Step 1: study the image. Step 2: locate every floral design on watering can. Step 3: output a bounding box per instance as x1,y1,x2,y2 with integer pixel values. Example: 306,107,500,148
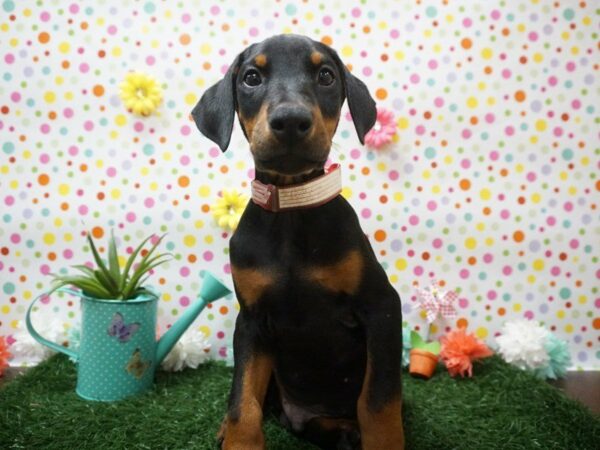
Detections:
26,271,231,402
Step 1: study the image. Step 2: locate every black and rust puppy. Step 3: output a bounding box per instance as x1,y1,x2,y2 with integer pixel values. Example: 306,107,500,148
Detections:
192,34,404,450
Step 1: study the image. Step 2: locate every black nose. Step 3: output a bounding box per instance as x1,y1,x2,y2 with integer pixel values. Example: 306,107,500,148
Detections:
268,104,313,141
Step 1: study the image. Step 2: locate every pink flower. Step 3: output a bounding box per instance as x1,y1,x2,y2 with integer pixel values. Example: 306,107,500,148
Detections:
364,107,397,149
440,328,493,378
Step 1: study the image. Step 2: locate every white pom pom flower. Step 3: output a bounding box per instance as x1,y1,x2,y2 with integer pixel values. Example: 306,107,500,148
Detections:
11,319,67,367
495,319,549,370
161,328,211,372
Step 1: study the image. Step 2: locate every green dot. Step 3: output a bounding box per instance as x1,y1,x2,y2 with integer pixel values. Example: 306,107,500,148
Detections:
426,6,437,18
559,287,571,300
563,8,574,21
285,3,297,15
3,282,15,295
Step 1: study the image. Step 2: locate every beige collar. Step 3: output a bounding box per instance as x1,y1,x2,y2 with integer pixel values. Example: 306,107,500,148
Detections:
251,164,342,212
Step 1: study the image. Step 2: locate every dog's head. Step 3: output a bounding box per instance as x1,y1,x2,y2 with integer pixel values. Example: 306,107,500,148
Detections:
191,34,376,176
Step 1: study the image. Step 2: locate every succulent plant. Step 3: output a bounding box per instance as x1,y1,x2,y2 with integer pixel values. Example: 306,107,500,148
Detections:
49,231,171,300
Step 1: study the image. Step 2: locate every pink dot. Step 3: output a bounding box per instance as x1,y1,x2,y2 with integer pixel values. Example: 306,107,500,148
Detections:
63,107,73,118
361,208,371,219
459,298,469,308
63,249,73,259
106,167,117,177
78,205,88,215
505,126,515,136
410,73,420,84
414,266,424,276
490,150,499,160
249,27,259,37
69,3,79,14
362,67,372,76
144,197,155,208
323,16,332,25
566,62,576,72
107,25,117,35
4,54,15,64
10,92,20,102
526,172,537,182
462,129,472,139
428,59,438,70
180,267,190,277
463,18,472,27
553,127,563,137
83,121,94,131
569,239,579,249
68,145,78,156
427,201,437,211
203,251,213,261
548,76,558,86
40,295,51,304
40,153,50,164
461,159,471,169
217,331,225,339
432,238,443,249
487,290,497,300
351,7,361,17
571,99,581,109
434,97,444,107
126,212,136,222
180,155,190,166
180,125,191,136
210,5,220,15
459,269,470,279
415,125,426,135
146,55,155,66
389,170,399,181
10,233,20,244
483,253,493,263
547,216,556,226
491,10,501,20
350,148,361,159
408,215,419,226
501,69,511,79
79,63,89,73
40,124,51,134
134,122,144,132
485,113,495,123
528,32,538,42
524,311,534,320
500,209,510,219
179,296,190,307
40,11,51,22
40,264,51,275
390,29,399,39
209,147,220,158
182,13,191,23
502,266,512,276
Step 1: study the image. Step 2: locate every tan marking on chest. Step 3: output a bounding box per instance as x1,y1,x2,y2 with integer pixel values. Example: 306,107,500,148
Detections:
231,266,275,306
254,53,267,68
305,250,364,295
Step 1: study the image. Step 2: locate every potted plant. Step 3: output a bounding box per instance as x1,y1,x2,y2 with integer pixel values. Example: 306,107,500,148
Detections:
409,330,441,379
25,231,231,401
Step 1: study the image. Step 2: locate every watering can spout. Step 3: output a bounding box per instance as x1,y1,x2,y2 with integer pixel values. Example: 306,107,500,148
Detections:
155,271,231,364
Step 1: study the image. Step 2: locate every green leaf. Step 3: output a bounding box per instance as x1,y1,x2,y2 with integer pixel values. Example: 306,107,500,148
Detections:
122,254,170,300
48,275,113,299
70,264,96,278
410,330,441,355
119,234,154,292
107,229,121,288
86,232,118,291
93,270,118,296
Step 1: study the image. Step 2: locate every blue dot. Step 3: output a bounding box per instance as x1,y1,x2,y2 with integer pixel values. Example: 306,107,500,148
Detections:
559,287,571,300
3,141,15,155
3,282,15,295
144,2,156,14
2,1,15,13
285,4,297,16
143,144,155,156
426,6,437,18
563,8,574,21
562,148,573,161
425,147,436,159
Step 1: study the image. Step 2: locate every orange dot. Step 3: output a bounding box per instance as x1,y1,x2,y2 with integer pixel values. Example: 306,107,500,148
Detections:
459,179,471,190
596,179,600,191
593,318,600,330
178,175,190,188
461,38,472,49
38,174,50,185
498,307,506,316
92,85,104,97
514,90,526,102
219,306,229,315
375,88,388,100
38,32,50,44
513,230,525,243
91,226,104,239
188,254,197,263
179,33,191,45
321,35,333,46
457,318,468,329
374,229,387,242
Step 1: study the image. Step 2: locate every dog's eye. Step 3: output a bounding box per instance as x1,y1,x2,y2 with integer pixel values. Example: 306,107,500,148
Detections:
243,70,262,87
318,68,335,86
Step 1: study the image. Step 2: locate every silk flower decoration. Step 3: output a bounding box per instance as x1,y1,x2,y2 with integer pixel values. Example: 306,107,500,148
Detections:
416,280,458,324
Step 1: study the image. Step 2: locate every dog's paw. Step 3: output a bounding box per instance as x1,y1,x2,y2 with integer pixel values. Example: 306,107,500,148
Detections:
337,429,361,450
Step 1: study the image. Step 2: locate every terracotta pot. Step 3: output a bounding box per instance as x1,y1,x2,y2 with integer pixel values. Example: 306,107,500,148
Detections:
409,348,439,379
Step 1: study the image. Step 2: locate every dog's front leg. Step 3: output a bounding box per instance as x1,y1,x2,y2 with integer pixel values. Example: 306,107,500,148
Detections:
219,312,273,450
356,286,405,450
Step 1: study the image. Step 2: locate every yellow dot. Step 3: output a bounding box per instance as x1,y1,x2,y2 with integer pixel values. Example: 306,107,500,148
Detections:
527,275,536,284
466,96,478,108
341,186,352,199
58,41,70,54
480,188,491,201
183,235,196,247
140,167,149,176
198,185,210,198
465,237,477,250
111,188,121,199
395,258,407,271
54,76,64,86
44,91,56,103
163,152,172,161
64,232,73,242
9,179,18,189
53,218,63,227
476,222,485,232
24,290,32,300
393,192,404,202
564,324,573,333
163,293,171,302
517,23,526,32
513,303,522,312
557,310,565,319
376,162,386,172
531,193,541,203
185,93,197,106
475,327,488,339
305,12,314,20
515,163,524,174
444,155,453,164
394,50,405,61
1,305,10,314
150,182,158,191
535,119,547,131
485,237,495,246
389,274,398,283
43,233,56,245
194,220,204,229
578,295,587,305
199,325,211,337
481,48,493,59
200,43,212,55
58,184,69,196
397,117,409,129
533,52,544,63
204,235,213,244
341,45,353,57
115,114,127,126
112,46,122,57
533,259,544,271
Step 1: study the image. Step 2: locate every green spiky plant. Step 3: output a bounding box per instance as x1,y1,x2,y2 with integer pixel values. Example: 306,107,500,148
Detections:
48,231,171,300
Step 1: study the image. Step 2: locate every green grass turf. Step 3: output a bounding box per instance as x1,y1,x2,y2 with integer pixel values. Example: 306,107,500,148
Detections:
1,354,598,449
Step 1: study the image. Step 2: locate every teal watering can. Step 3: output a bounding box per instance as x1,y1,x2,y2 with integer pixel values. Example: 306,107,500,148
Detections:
26,271,231,401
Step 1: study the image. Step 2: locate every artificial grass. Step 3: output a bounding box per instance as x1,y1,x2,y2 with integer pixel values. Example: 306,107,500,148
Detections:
0,355,598,450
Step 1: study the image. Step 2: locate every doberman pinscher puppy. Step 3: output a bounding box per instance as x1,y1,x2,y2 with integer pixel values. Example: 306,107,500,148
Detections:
192,34,404,450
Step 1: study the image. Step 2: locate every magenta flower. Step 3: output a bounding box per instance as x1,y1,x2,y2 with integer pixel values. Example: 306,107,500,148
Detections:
364,107,397,149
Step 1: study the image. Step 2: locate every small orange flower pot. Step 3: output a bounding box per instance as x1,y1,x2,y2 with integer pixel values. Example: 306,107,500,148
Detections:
409,349,439,379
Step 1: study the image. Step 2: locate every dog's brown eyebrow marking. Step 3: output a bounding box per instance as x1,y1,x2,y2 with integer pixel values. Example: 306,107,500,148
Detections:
310,51,323,65
231,265,275,306
254,53,267,67
305,250,364,295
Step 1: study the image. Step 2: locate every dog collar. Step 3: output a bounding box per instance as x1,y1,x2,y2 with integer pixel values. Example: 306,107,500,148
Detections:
251,164,342,212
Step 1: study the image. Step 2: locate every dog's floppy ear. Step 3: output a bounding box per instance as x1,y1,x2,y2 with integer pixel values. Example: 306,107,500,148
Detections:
326,47,377,144
191,53,242,152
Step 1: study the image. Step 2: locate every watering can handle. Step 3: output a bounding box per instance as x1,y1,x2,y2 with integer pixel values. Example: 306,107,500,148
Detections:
25,288,79,361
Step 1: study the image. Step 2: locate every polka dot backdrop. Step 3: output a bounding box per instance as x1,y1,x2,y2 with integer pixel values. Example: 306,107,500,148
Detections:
0,1,598,368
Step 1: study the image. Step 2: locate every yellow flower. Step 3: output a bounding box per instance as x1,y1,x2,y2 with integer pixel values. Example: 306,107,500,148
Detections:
211,189,248,231
119,72,163,116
